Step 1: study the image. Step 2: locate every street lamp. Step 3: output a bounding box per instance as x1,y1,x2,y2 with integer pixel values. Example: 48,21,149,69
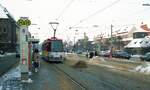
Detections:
73,30,78,52
74,30,78,43
109,24,113,59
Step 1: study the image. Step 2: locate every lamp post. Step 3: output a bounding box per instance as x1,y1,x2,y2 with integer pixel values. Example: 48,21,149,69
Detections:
73,30,78,52
109,24,113,59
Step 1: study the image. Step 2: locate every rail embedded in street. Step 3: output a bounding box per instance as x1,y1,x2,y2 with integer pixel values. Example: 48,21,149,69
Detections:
53,64,87,90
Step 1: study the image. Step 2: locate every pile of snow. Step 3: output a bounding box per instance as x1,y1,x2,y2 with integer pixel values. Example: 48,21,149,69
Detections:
73,61,88,68
135,62,150,74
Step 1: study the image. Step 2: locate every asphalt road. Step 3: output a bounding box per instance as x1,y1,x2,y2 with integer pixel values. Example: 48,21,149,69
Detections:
23,55,150,90
0,54,19,76
25,60,83,90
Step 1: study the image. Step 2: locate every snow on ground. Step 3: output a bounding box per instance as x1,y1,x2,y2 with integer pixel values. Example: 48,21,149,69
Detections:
0,55,4,57
87,57,117,69
67,54,149,74
88,56,106,63
134,62,150,74
2,65,20,79
0,65,21,90
6,53,16,56
88,56,143,72
91,56,105,61
0,53,16,57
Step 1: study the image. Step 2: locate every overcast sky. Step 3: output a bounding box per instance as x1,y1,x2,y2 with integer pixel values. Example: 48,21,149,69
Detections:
0,0,150,42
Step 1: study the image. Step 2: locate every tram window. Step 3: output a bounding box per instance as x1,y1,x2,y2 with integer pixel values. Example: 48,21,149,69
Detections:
51,40,63,52
46,42,51,51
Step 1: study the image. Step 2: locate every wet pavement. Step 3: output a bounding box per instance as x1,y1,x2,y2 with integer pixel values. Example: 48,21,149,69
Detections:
0,64,21,90
25,60,83,90
1,54,150,90
0,54,19,76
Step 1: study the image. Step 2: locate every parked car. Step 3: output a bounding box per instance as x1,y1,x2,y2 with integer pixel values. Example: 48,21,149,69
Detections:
99,50,110,57
112,50,131,59
77,51,82,54
99,51,106,56
140,52,150,61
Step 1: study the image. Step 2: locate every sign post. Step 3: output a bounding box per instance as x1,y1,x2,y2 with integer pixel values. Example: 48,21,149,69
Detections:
17,17,31,82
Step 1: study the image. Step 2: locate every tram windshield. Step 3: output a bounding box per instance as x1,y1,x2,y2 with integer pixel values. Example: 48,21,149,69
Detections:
51,40,63,52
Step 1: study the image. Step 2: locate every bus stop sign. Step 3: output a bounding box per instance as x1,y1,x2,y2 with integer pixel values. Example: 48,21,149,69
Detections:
17,18,31,27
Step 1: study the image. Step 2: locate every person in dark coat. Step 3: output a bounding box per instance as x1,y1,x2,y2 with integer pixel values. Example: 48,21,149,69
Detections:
89,51,94,58
95,51,98,56
33,49,40,72
86,52,89,58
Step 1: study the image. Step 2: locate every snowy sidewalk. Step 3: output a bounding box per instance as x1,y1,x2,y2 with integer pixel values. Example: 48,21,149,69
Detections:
0,65,21,90
134,62,150,74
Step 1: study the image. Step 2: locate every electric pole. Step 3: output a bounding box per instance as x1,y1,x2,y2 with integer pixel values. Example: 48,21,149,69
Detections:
111,24,113,38
73,30,78,52
110,24,113,59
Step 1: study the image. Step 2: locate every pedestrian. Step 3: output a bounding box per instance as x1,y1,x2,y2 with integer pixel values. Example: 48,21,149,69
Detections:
89,51,94,58
109,50,112,59
33,49,40,72
86,52,89,58
95,51,98,56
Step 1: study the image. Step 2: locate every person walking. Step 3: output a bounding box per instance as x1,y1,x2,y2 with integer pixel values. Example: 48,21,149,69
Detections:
89,51,94,58
33,49,40,72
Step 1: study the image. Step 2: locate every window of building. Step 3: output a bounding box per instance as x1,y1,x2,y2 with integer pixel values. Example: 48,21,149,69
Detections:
0,27,2,33
133,32,148,39
3,28,7,33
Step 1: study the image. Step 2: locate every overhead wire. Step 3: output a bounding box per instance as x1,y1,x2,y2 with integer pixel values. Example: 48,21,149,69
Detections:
72,0,121,27
112,0,150,23
66,0,138,35
70,0,147,29
48,0,75,39
66,0,148,41
56,0,75,21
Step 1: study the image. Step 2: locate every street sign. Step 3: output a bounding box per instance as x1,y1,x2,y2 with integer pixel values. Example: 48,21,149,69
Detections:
18,17,31,81
17,18,31,26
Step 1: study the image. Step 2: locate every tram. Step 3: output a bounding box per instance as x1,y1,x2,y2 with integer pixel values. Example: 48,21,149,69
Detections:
42,37,65,62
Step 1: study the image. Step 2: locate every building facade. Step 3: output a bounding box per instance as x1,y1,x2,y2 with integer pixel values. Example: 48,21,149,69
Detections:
0,5,19,52
96,23,150,53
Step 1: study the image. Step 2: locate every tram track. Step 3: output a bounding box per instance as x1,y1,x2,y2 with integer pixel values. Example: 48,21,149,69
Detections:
52,64,87,90
52,63,122,90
